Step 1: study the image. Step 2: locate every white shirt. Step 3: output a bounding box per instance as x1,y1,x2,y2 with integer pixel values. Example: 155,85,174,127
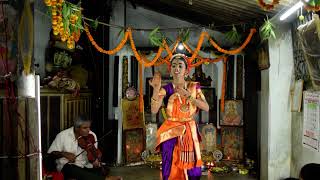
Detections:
47,127,98,171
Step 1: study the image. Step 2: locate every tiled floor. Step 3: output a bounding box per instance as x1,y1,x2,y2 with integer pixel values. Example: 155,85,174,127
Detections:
109,165,256,180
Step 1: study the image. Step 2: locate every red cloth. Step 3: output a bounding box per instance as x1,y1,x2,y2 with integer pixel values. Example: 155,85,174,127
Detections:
43,167,64,180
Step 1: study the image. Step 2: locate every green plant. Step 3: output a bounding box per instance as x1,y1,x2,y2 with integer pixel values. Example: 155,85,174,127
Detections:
148,27,163,46
117,28,125,39
91,18,99,30
225,25,241,44
148,27,173,47
260,17,276,41
178,28,190,43
62,1,83,35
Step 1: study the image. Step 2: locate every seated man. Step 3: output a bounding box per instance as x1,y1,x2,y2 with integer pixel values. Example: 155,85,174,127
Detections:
48,114,121,180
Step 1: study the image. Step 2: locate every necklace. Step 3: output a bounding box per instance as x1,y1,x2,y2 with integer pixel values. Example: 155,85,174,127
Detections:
173,82,190,112
177,93,190,112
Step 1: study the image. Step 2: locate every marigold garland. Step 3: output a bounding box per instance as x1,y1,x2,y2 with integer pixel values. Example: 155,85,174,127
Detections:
44,0,82,49
257,0,280,11
190,56,226,67
206,28,256,55
84,25,256,112
84,25,129,55
221,59,227,112
139,63,144,112
85,24,256,64
128,30,164,67
154,58,169,66
182,42,203,64
303,2,320,11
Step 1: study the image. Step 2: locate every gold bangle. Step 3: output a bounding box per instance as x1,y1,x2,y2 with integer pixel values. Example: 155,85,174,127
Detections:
151,97,159,102
151,97,160,106
188,96,196,103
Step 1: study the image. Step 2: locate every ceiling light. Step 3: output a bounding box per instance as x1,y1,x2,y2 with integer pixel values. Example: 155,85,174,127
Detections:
280,1,304,21
178,43,184,50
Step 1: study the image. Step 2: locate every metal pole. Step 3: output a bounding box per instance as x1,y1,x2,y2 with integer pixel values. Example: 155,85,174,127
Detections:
35,75,42,180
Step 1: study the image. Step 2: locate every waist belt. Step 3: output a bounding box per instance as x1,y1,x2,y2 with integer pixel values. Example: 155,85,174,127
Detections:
167,117,193,122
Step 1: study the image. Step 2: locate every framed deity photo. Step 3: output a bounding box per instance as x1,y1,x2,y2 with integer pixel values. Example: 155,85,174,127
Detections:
199,123,217,153
220,100,243,126
123,128,145,163
221,127,244,160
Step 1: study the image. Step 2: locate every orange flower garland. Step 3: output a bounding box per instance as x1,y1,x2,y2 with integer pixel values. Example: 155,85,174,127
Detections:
164,41,173,58
139,63,144,112
44,0,82,49
84,25,128,54
221,59,227,112
206,28,256,55
186,32,206,63
84,24,256,64
257,0,280,11
154,58,169,66
128,30,164,67
83,24,255,112
303,2,320,11
190,56,226,67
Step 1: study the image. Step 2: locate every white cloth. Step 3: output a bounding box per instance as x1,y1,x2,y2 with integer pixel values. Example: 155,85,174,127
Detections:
47,127,98,171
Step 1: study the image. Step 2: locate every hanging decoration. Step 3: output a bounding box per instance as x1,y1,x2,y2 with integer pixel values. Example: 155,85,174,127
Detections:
84,24,130,54
225,25,241,44
260,17,276,41
43,2,257,112
44,0,83,49
178,28,190,43
85,23,256,59
257,0,280,11
84,25,256,112
18,0,34,75
303,0,320,11
149,27,164,47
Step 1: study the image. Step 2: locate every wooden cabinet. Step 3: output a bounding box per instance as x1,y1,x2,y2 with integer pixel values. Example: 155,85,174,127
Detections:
40,88,92,151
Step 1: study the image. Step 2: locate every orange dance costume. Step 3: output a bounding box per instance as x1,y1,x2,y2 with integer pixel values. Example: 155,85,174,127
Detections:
156,82,206,180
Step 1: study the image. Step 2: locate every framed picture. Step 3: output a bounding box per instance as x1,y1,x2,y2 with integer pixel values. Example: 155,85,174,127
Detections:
220,100,243,126
199,123,217,153
291,79,304,112
221,127,243,160
122,99,144,130
124,128,144,163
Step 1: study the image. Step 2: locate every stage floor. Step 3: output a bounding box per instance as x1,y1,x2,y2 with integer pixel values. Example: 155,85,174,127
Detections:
109,165,257,180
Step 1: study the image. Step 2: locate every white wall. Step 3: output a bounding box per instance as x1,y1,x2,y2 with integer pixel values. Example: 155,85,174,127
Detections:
260,23,294,180
289,17,320,177
290,111,320,177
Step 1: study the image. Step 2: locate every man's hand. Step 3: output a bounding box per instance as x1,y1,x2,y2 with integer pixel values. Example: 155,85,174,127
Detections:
62,152,76,163
92,159,101,168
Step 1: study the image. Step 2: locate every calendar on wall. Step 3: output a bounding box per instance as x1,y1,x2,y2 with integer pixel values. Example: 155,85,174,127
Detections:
302,91,320,152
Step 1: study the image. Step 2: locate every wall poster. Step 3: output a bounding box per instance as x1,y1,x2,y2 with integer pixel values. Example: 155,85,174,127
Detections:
302,91,320,152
